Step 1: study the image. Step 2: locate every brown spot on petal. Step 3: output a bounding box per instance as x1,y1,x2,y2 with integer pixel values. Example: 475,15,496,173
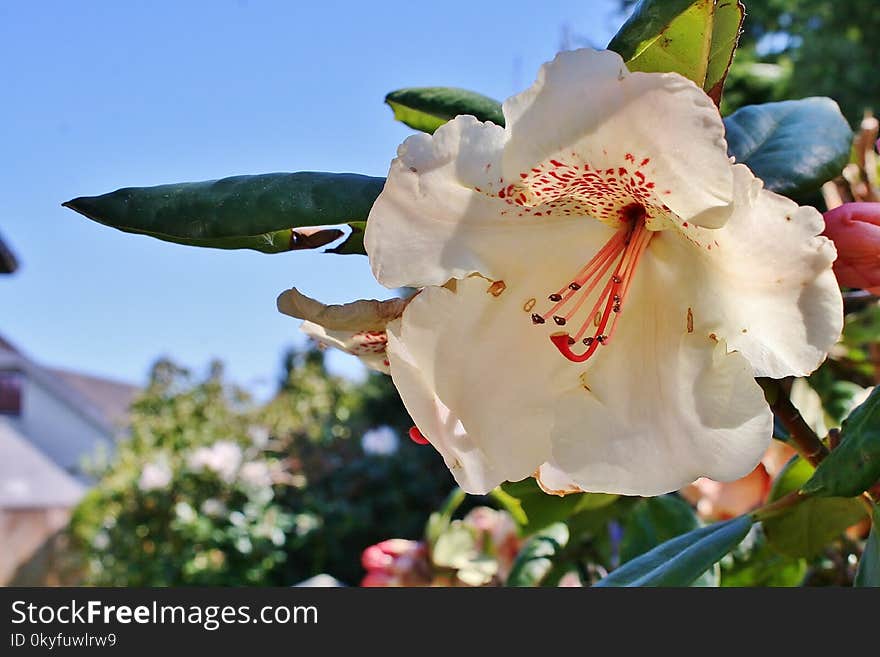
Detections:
487,280,507,297
523,298,536,312
709,332,718,342
687,307,694,334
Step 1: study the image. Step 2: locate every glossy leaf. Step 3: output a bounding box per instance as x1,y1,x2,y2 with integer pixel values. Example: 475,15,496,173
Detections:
723,98,852,198
63,172,386,255
506,523,569,587
802,387,880,498
594,514,752,587
854,506,880,587
763,456,867,558
608,0,744,104
385,87,505,134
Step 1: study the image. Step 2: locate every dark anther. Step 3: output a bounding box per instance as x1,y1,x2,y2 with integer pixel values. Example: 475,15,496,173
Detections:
549,293,562,302
582,337,594,346
553,316,567,326
568,282,581,290
567,336,575,345
612,276,622,284
531,314,546,324
596,335,606,344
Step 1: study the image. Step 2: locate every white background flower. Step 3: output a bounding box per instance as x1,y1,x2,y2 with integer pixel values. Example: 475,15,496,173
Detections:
187,441,243,483
138,459,172,492
361,426,400,455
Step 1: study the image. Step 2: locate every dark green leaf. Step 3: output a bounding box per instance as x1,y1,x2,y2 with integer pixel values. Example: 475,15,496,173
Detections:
620,495,699,563
723,98,852,198
325,221,366,255
63,172,386,255
608,0,744,104
802,387,880,499
764,456,867,558
385,88,505,134
854,506,880,587
594,515,752,587
505,522,569,587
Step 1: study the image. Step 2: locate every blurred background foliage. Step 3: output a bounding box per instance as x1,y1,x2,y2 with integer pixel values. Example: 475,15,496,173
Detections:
68,350,453,585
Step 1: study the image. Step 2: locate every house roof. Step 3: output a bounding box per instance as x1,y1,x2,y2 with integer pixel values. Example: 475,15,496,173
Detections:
50,368,140,429
0,334,139,435
0,232,18,274
0,417,86,508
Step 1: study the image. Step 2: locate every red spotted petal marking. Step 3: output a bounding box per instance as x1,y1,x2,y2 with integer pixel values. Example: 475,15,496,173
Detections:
347,331,388,355
487,154,668,222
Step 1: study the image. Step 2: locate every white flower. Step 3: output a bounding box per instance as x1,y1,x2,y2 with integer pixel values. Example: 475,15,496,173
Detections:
201,498,227,518
361,426,400,455
363,49,843,496
138,460,172,492
238,461,273,488
187,441,243,483
174,502,196,523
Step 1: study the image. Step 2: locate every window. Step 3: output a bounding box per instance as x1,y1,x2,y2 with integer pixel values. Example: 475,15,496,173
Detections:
0,370,23,415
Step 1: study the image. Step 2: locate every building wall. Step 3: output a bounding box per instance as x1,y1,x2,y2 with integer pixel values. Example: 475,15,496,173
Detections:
0,507,71,585
8,376,113,479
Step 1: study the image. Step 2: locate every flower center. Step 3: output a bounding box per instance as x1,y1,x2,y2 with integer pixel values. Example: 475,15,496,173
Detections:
530,204,653,363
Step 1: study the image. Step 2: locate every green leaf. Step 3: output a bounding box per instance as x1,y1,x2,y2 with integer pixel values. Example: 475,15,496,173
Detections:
763,456,867,558
500,478,615,535
488,487,528,526
855,506,880,587
594,515,753,587
802,387,880,499
63,172,386,255
619,495,699,564
505,522,569,587
385,88,505,134
608,0,744,104
723,98,852,198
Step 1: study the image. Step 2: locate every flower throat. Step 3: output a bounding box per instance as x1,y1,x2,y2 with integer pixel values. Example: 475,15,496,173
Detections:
530,203,653,363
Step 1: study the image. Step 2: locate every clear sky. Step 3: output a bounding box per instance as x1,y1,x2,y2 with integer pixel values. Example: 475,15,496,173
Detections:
0,0,622,395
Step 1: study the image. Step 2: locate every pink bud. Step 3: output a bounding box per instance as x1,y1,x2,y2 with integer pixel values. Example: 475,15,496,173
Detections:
823,203,880,293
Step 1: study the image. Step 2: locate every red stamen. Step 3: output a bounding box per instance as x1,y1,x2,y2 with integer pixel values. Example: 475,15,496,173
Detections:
544,217,653,363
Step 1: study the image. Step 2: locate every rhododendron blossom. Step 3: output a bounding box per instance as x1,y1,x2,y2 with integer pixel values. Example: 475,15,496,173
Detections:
360,49,843,496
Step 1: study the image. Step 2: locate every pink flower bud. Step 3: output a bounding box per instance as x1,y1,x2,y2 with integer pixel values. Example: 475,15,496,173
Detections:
822,203,880,293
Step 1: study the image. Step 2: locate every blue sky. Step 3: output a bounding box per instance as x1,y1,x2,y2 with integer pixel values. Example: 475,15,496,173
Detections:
0,0,622,395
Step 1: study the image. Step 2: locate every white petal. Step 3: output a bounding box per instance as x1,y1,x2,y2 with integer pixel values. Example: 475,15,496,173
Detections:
386,277,568,493
651,164,843,378
548,253,773,495
277,287,407,331
366,49,734,290
385,319,505,494
300,321,390,374
535,463,585,496
502,49,733,229
550,336,772,496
